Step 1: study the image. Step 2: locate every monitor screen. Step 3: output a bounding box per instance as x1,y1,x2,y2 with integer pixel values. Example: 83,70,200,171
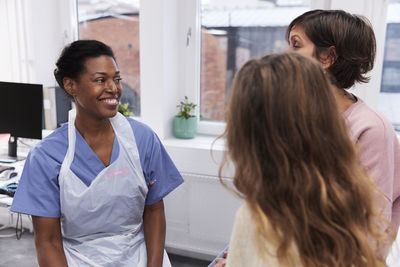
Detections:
0,81,43,140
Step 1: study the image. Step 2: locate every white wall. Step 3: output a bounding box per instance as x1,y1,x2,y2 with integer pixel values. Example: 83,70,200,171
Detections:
0,0,30,82
0,0,76,86
140,0,181,139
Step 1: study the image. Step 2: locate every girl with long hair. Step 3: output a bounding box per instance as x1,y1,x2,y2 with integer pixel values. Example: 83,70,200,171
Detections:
221,53,391,266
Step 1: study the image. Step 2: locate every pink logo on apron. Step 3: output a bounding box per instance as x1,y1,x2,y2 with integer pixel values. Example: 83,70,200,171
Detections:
106,166,130,179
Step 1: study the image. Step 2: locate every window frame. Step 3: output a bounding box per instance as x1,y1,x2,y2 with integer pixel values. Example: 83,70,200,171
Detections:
183,0,330,136
378,1,400,131
71,0,389,139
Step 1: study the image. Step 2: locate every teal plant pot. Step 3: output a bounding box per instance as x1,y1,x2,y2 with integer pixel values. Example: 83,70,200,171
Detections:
173,116,198,139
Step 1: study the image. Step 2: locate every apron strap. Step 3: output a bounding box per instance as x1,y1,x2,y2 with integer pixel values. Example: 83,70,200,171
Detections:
110,113,148,190
59,109,77,181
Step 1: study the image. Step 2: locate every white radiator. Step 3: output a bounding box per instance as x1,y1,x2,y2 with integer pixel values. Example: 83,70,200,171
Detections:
164,172,243,261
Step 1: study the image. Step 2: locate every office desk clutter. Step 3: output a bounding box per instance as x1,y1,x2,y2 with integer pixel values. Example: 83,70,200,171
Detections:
0,162,24,199
0,182,18,197
0,139,34,239
0,176,21,238
0,132,55,242
0,163,23,192
0,165,15,179
0,161,28,239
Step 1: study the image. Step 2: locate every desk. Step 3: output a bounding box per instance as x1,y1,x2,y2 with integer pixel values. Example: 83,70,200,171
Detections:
0,143,34,238
0,180,29,239
0,131,53,238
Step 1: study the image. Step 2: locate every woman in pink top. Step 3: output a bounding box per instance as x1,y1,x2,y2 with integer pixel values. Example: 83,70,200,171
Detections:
286,10,400,239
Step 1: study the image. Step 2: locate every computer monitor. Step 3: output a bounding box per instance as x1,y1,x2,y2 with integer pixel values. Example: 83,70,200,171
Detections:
0,81,43,161
55,86,72,128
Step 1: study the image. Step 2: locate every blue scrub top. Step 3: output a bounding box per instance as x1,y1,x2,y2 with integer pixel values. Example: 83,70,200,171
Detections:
11,117,183,218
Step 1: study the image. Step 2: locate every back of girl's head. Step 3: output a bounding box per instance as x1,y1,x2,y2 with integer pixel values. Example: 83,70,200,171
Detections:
226,52,347,183
224,52,389,266
286,9,376,89
54,40,115,89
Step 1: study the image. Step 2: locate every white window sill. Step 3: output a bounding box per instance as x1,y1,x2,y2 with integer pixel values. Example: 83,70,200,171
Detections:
162,135,234,178
162,134,226,152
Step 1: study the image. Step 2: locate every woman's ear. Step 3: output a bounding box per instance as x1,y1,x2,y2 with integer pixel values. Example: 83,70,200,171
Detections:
320,46,338,69
63,78,76,97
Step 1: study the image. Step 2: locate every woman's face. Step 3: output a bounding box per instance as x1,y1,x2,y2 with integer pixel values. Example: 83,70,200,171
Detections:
287,24,334,69
287,24,315,58
71,55,122,120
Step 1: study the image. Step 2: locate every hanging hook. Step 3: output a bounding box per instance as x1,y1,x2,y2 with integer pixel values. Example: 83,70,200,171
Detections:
186,27,192,47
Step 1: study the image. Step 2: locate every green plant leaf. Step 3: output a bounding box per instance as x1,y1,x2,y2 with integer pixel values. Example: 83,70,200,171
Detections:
118,102,134,117
176,96,196,119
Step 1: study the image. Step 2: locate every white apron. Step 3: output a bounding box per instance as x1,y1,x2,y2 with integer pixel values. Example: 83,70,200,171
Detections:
59,109,171,267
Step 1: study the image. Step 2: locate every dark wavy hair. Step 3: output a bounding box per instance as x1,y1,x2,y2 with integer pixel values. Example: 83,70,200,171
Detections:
54,40,115,91
286,9,376,89
220,53,390,266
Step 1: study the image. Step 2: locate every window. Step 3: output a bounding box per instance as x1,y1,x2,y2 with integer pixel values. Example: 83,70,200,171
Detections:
379,0,400,132
77,0,141,116
199,0,311,123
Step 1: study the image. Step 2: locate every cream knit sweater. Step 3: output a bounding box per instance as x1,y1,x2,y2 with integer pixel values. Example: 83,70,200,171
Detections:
226,203,301,267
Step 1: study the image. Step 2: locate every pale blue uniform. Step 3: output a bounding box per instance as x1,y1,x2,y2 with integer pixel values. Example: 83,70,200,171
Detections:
11,117,183,218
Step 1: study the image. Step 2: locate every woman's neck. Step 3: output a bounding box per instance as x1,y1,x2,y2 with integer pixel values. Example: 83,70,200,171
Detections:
331,85,357,113
74,111,113,140
74,112,115,167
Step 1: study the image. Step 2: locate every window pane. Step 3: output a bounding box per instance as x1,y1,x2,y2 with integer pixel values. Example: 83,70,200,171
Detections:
77,0,140,116
200,0,310,122
379,0,400,132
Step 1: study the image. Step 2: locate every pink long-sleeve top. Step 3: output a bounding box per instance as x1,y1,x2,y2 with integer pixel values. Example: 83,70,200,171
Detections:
344,98,400,232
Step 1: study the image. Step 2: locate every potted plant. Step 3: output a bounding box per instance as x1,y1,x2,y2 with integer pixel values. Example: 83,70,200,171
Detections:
118,102,133,117
173,96,197,139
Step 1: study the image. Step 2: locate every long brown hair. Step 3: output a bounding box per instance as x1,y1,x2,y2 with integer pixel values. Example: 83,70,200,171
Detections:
286,9,376,89
220,53,389,266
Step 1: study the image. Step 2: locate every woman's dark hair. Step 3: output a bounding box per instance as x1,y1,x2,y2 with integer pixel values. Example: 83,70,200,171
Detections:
286,9,376,89
54,40,115,90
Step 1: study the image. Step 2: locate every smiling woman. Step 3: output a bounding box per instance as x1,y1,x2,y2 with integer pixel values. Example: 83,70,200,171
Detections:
64,55,122,122
10,40,184,267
